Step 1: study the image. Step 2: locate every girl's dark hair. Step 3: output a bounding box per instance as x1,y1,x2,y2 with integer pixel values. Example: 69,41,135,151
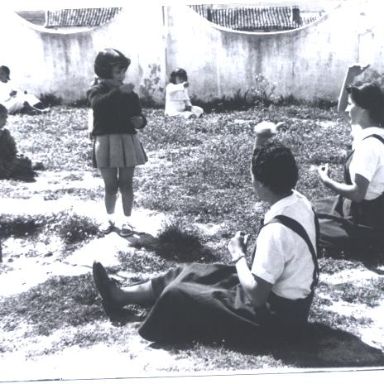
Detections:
0,104,7,116
251,142,298,195
346,82,384,126
169,68,188,84
94,48,131,79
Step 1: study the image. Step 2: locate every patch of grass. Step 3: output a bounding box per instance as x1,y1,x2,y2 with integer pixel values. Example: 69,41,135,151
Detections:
334,280,384,308
0,212,99,246
39,93,63,107
50,212,99,244
6,107,92,171
309,298,373,331
0,214,45,238
117,249,175,275
0,274,103,336
155,220,218,263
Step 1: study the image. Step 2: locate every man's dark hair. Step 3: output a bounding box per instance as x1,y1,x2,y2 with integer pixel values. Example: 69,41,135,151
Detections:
251,141,298,195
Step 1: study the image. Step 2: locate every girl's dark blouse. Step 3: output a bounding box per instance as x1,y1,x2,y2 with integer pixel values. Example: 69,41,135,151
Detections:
87,82,147,136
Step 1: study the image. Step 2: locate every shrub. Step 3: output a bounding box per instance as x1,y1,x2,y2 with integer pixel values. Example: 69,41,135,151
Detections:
68,98,90,108
0,214,46,238
156,220,218,263
39,93,63,107
54,212,99,244
247,73,278,107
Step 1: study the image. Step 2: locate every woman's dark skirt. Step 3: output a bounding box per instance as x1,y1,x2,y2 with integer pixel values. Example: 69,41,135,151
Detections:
315,194,384,253
138,263,313,344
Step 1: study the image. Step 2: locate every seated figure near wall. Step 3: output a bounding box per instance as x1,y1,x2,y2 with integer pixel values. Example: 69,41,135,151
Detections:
165,68,204,118
0,66,48,115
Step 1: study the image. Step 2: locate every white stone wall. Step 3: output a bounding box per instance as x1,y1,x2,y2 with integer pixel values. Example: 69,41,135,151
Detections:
0,1,383,104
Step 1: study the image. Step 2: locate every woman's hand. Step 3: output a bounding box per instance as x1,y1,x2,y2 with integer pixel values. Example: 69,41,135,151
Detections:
228,231,250,262
254,121,283,139
347,64,370,79
318,164,330,184
253,121,284,149
130,116,145,129
120,83,135,94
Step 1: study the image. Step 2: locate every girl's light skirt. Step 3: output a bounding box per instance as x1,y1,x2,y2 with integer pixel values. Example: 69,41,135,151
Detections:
93,133,147,169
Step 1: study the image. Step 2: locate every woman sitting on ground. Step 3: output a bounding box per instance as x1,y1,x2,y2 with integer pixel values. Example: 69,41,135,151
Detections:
317,64,384,257
92,126,319,345
164,68,204,119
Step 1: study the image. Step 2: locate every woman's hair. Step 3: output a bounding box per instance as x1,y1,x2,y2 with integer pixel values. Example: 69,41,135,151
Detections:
169,68,188,84
0,104,7,116
94,48,131,79
251,141,298,195
347,82,384,126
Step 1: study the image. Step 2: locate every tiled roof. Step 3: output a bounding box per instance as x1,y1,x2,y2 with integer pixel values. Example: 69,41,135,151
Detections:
190,5,307,32
45,7,122,28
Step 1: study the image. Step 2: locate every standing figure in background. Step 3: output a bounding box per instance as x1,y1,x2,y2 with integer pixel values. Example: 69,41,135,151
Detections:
87,48,148,237
165,68,204,118
0,66,48,115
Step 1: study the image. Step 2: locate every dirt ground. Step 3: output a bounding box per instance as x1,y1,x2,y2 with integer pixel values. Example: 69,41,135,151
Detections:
1,107,384,380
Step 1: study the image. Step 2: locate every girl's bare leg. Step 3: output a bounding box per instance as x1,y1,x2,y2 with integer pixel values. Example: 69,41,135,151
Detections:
118,166,135,217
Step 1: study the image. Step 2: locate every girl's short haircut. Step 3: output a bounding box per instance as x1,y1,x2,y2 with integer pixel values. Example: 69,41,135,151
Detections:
94,48,131,79
169,68,188,84
251,141,298,195
0,104,8,116
346,82,384,127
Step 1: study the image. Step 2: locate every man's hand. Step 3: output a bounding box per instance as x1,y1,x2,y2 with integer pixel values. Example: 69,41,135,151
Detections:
347,64,370,79
130,116,144,129
228,231,250,262
318,164,330,184
254,121,281,139
120,83,135,94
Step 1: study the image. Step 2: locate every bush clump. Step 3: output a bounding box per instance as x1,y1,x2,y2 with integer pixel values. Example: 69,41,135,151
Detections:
156,221,217,263
53,212,99,244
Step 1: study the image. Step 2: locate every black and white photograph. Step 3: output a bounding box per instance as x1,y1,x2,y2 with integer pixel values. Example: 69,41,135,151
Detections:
0,0,384,382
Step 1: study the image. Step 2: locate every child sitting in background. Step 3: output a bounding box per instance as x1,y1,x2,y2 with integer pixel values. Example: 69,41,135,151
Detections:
0,66,48,115
165,68,204,118
0,104,35,181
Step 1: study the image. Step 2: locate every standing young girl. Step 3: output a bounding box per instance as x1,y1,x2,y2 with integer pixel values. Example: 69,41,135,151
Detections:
165,68,204,118
87,48,147,236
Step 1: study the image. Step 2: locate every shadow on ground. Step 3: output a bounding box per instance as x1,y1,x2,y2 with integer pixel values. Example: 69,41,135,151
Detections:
1,272,383,368
265,323,384,367
149,323,384,368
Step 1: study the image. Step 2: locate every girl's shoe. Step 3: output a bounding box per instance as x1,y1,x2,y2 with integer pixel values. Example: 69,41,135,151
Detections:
100,218,115,234
120,222,134,237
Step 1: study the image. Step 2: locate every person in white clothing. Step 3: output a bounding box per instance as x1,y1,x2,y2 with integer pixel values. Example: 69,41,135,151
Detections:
164,68,204,118
317,64,384,257
0,66,47,115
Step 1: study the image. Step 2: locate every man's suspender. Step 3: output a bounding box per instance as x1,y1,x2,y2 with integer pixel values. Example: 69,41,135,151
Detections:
364,134,384,145
265,214,320,293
